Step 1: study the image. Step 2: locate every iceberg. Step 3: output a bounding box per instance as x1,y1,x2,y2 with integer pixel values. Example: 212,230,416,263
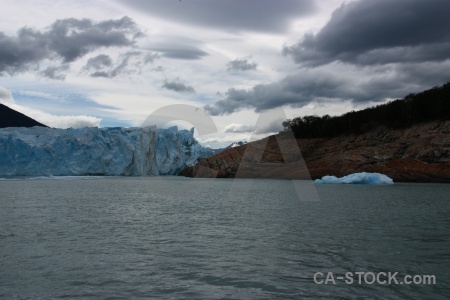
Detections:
0,126,212,176
314,172,394,184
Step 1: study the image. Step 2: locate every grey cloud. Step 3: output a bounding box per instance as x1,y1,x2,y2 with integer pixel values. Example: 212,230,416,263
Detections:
205,64,450,115
0,85,14,104
150,46,208,60
222,121,281,134
84,51,156,78
254,118,284,134
145,36,208,60
205,73,347,115
0,29,49,75
227,57,257,71
108,51,141,78
223,123,254,133
40,65,70,80
90,71,110,78
0,17,142,77
283,0,450,66
396,62,450,87
85,54,113,70
144,53,159,64
49,17,139,62
162,79,195,93
117,0,315,33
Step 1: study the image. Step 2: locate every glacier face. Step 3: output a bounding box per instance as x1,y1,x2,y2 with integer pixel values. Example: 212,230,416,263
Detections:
0,126,212,176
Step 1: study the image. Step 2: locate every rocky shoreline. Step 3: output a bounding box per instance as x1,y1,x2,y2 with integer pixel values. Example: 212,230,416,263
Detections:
180,120,450,183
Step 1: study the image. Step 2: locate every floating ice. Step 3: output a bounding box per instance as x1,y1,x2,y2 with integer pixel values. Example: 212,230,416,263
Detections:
314,172,394,184
0,126,212,176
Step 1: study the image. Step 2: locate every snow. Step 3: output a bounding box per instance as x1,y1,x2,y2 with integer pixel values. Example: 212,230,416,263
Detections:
314,172,394,184
0,126,212,176
230,141,247,148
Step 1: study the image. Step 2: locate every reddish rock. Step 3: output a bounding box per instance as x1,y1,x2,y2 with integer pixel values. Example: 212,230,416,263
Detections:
181,121,450,183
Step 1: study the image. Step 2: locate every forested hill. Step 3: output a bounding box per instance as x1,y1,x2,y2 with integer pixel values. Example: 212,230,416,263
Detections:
0,104,48,128
283,82,450,139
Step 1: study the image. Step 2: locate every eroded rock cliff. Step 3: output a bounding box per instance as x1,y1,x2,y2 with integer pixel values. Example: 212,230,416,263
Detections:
181,121,450,182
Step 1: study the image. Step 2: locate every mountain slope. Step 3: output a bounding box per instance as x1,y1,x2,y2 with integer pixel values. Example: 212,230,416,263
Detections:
284,82,450,139
0,104,48,128
180,121,450,183
182,83,450,183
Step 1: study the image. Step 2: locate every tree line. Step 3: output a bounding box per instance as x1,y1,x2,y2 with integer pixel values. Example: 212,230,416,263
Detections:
282,82,450,139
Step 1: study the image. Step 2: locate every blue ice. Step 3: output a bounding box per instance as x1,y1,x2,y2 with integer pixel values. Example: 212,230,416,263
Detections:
314,172,394,184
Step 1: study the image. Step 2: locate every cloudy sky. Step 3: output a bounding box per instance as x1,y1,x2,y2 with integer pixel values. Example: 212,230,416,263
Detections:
1,0,449,147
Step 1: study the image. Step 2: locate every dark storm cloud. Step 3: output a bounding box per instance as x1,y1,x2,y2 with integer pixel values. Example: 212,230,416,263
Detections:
205,72,348,115
162,79,195,93
396,62,450,87
0,29,49,75
48,17,140,62
116,0,316,33
204,63,450,116
0,17,142,76
227,58,257,72
283,0,450,66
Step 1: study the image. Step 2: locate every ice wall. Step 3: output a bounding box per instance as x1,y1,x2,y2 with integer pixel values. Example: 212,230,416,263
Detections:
0,126,211,176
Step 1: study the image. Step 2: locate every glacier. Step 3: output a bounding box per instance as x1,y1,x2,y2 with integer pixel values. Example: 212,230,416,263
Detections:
0,126,212,176
314,172,394,184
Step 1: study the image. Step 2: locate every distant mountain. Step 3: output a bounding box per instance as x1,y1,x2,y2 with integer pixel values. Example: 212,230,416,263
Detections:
0,104,48,128
228,141,247,148
209,141,247,155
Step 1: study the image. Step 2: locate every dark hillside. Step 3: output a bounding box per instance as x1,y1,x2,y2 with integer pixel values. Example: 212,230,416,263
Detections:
0,104,48,128
283,82,450,138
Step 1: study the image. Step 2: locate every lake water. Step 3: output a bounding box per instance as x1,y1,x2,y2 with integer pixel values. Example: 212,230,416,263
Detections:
0,177,449,299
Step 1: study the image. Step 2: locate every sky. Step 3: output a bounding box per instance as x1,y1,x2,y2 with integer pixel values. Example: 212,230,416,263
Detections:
0,0,449,148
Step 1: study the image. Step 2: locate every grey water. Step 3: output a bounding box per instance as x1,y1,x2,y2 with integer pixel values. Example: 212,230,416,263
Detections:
0,177,449,299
